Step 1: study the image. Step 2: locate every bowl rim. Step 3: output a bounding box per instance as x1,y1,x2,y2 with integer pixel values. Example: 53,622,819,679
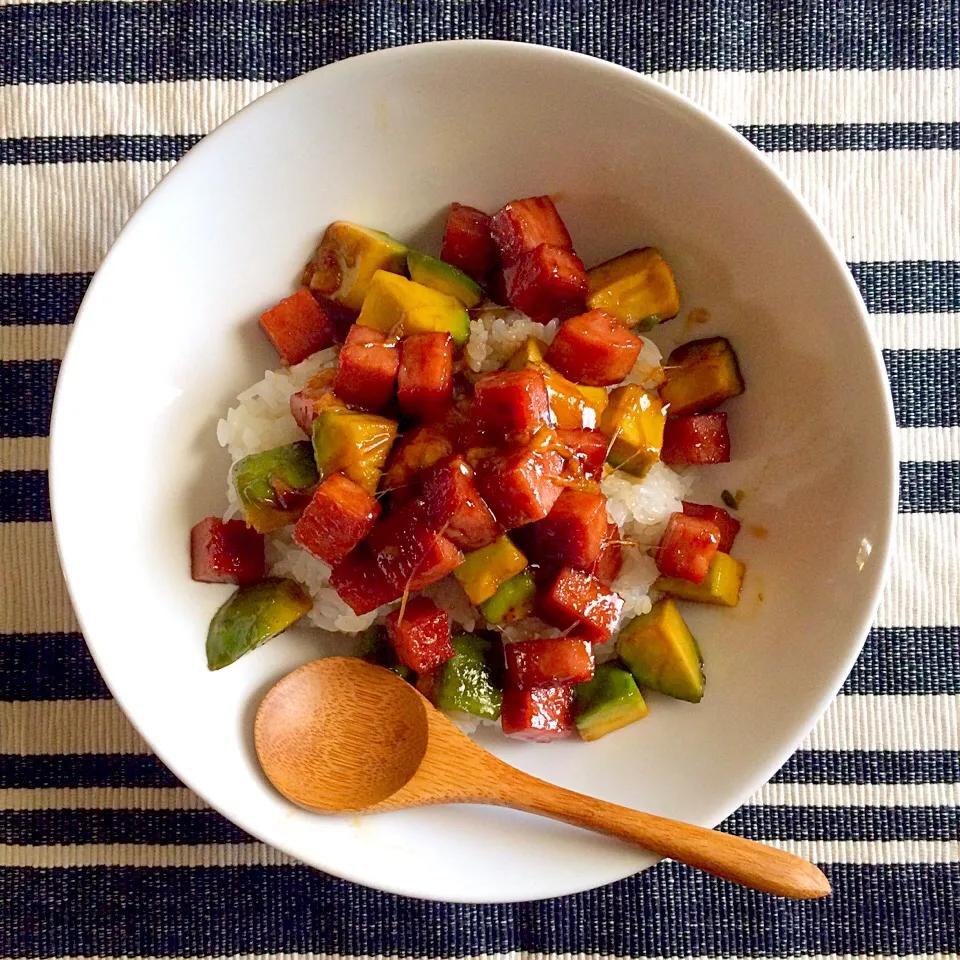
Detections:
50,38,898,902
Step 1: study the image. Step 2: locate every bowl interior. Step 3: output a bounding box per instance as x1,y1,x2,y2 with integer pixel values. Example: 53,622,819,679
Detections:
51,41,895,902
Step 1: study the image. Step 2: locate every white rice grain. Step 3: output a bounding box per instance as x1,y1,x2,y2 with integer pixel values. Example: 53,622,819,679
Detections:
464,309,559,373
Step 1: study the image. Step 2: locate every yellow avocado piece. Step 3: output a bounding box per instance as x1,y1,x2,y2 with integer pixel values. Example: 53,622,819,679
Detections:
654,551,745,607
312,409,398,494
507,338,609,429
574,663,649,741
660,336,745,418
454,536,528,605
305,222,407,312
357,271,470,346
587,247,680,330
599,384,665,476
616,597,704,703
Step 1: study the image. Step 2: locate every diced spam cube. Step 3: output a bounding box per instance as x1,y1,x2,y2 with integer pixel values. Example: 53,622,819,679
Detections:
546,310,643,386
334,324,399,412
656,512,722,584
382,423,456,498
329,546,403,615
473,369,551,435
453,535,528,605
661,413,731,465
504,244,587,323
420,458,501,551
661,337,745,417
397,332,454,421
655,551,745,607
501,685,575,741
385,596,454,673
490,196,573,265
505,636,595,689
539,567,625,643
591,522,624,586
440,203,497,283
531,488,608,570
473,437,565,529
682,501,741,554
259,288,337,366
289,369,344,435
190,517,265,586
556,428,608,481
292,474,381,567
586,247,680,330
407,535,464,590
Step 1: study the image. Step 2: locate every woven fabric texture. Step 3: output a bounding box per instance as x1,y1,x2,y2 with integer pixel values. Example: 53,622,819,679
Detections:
0,0,958,955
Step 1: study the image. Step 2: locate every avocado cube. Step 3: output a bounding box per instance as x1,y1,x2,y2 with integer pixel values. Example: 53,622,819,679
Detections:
453,536,528,605
586,247,680,330
407,249,484,309
479,569,537,625
231,440,319,533
506,336,547,370
311,409,398,495
357,271,471,346
660,337,745,418
574,663,649,740
599,384,665,476
654,551,745,607
305,221,407,312
616,597,704,703
433,634,503,720
357,624,414,681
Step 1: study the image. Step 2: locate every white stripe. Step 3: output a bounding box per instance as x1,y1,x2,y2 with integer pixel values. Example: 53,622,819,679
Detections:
766,150,960,262
897,427,960,463
2,781,955,812
2,71,958,139
0,522,78,633
0,839,952,868
872,313,960,351
0,324,71,361
754,781,960,808
0,437,49,471
877,513,960,628
0,787,205,811
3,152,957,273
1,694,954,756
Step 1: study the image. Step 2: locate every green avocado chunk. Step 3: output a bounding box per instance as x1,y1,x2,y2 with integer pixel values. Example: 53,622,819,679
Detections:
206,577,312,670
407,249,484,309
231,441,319,533
478,570,537,625
616,597,704,703
433,634,503,720
574,663,649,741
357,624,414,682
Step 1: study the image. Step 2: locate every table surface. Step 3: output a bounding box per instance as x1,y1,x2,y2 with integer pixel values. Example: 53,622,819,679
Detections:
0,1,958,956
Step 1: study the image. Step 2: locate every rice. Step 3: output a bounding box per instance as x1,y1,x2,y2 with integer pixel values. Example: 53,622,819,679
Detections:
215,312,686,650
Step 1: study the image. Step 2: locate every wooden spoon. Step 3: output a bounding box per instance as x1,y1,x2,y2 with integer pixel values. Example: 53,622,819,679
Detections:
255,657,830,899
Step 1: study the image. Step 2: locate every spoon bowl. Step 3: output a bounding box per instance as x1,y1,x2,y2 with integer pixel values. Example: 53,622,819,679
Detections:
255,658,832,899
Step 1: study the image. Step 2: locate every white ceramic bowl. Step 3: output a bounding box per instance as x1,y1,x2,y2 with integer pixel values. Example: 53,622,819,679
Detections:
51,40,896,902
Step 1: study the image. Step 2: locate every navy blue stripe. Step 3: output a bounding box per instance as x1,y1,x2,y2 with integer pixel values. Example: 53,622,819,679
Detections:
0,634,110,701
0,863,956,956
843,626,960,696
0,135,200,166
0,755,182,789
900,460,960,512
2,0,959,85
1,263,957,328
851,261,960,314
0,274,89,326
4,351,956,436
738,121,960,152
0,471,49,522
4,124,958,167
773,750,960,784
0,361,59,438
886,348,960,428
1,804,954,847
1,750,956,790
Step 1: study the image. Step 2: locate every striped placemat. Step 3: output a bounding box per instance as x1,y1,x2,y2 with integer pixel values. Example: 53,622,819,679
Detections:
1,1,957,955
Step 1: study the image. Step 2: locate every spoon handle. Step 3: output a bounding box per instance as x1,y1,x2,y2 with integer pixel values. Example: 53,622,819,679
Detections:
495,769,830,899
